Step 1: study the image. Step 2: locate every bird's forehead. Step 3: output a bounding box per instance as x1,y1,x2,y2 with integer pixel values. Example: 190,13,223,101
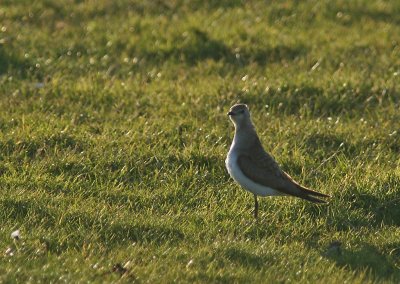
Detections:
230,104,248,112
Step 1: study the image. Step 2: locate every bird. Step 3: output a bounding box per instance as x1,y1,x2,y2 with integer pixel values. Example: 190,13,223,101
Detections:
225,104,330,219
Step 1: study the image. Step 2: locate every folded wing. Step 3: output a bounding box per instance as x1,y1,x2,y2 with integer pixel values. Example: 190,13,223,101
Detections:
237,138,330,203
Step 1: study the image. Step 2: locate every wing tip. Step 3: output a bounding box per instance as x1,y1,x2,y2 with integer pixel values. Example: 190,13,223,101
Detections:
303,194,330,204
298,185,331,199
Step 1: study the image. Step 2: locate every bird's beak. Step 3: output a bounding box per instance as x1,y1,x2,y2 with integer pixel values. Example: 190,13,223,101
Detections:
227,111,234,116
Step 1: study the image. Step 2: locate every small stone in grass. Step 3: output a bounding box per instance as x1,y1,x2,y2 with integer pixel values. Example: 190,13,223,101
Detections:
11,230,20,240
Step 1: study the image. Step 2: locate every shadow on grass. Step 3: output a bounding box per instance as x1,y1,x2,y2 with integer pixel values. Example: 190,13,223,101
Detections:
137,28,307,67
1,199,56,227
41,221,185,254
224,247,273,269
1,198,184,253
83,0,245,18
238,83,399,117
304,133,348,153
303,132,357,159
324,243,400,281
0,134,87,160
304,189,400,231
327,3,400,26
101,152,224,185
344,190,400,227
0,48,31,76
53,213,185,253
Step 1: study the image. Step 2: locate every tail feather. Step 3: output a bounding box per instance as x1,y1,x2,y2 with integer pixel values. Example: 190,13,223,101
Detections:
301,194,328,204
296,185,330,204
300,185,331,198
283,172,331,199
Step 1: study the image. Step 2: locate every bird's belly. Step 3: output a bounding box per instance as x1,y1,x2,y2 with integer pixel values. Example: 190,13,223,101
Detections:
225,152,283,197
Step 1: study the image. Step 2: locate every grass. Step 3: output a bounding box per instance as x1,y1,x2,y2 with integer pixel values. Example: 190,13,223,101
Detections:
0,0,399,282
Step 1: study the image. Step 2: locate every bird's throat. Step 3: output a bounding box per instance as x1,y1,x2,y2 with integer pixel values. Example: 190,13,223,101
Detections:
233,123,258,149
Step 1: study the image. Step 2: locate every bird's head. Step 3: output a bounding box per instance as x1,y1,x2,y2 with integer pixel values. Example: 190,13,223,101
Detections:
227,104,251,127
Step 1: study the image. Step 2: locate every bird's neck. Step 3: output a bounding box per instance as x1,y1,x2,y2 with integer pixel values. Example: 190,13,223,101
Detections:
232,120,259,149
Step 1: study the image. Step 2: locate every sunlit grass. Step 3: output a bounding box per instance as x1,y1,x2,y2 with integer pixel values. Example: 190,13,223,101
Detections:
0,0,399,282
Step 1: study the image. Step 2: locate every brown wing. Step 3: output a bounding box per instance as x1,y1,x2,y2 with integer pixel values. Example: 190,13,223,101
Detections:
237,138,298,194
237,138,329,202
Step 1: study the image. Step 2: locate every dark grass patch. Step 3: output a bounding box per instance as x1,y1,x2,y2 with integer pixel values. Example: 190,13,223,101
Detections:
224,247,272,269
325,244,400,280
0,134,87,159
235,83,399,117
0,48,31,77
133,28,308,67
326,189,400,231
325,2,400,26
0,198,56,227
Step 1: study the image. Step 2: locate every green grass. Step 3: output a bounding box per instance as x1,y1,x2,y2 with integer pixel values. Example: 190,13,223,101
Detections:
0,0,399,282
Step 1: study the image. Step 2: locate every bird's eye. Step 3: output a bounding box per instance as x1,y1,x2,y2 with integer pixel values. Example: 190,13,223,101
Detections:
239,110,245,114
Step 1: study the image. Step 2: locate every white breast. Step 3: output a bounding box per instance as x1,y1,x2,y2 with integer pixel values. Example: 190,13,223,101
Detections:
225,150,283,197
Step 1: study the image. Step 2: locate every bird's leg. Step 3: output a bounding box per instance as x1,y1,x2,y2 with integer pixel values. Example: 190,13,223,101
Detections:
254,194,258,220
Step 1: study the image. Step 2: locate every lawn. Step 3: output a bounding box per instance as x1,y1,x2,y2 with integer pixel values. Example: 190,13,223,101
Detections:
0,0,399,282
